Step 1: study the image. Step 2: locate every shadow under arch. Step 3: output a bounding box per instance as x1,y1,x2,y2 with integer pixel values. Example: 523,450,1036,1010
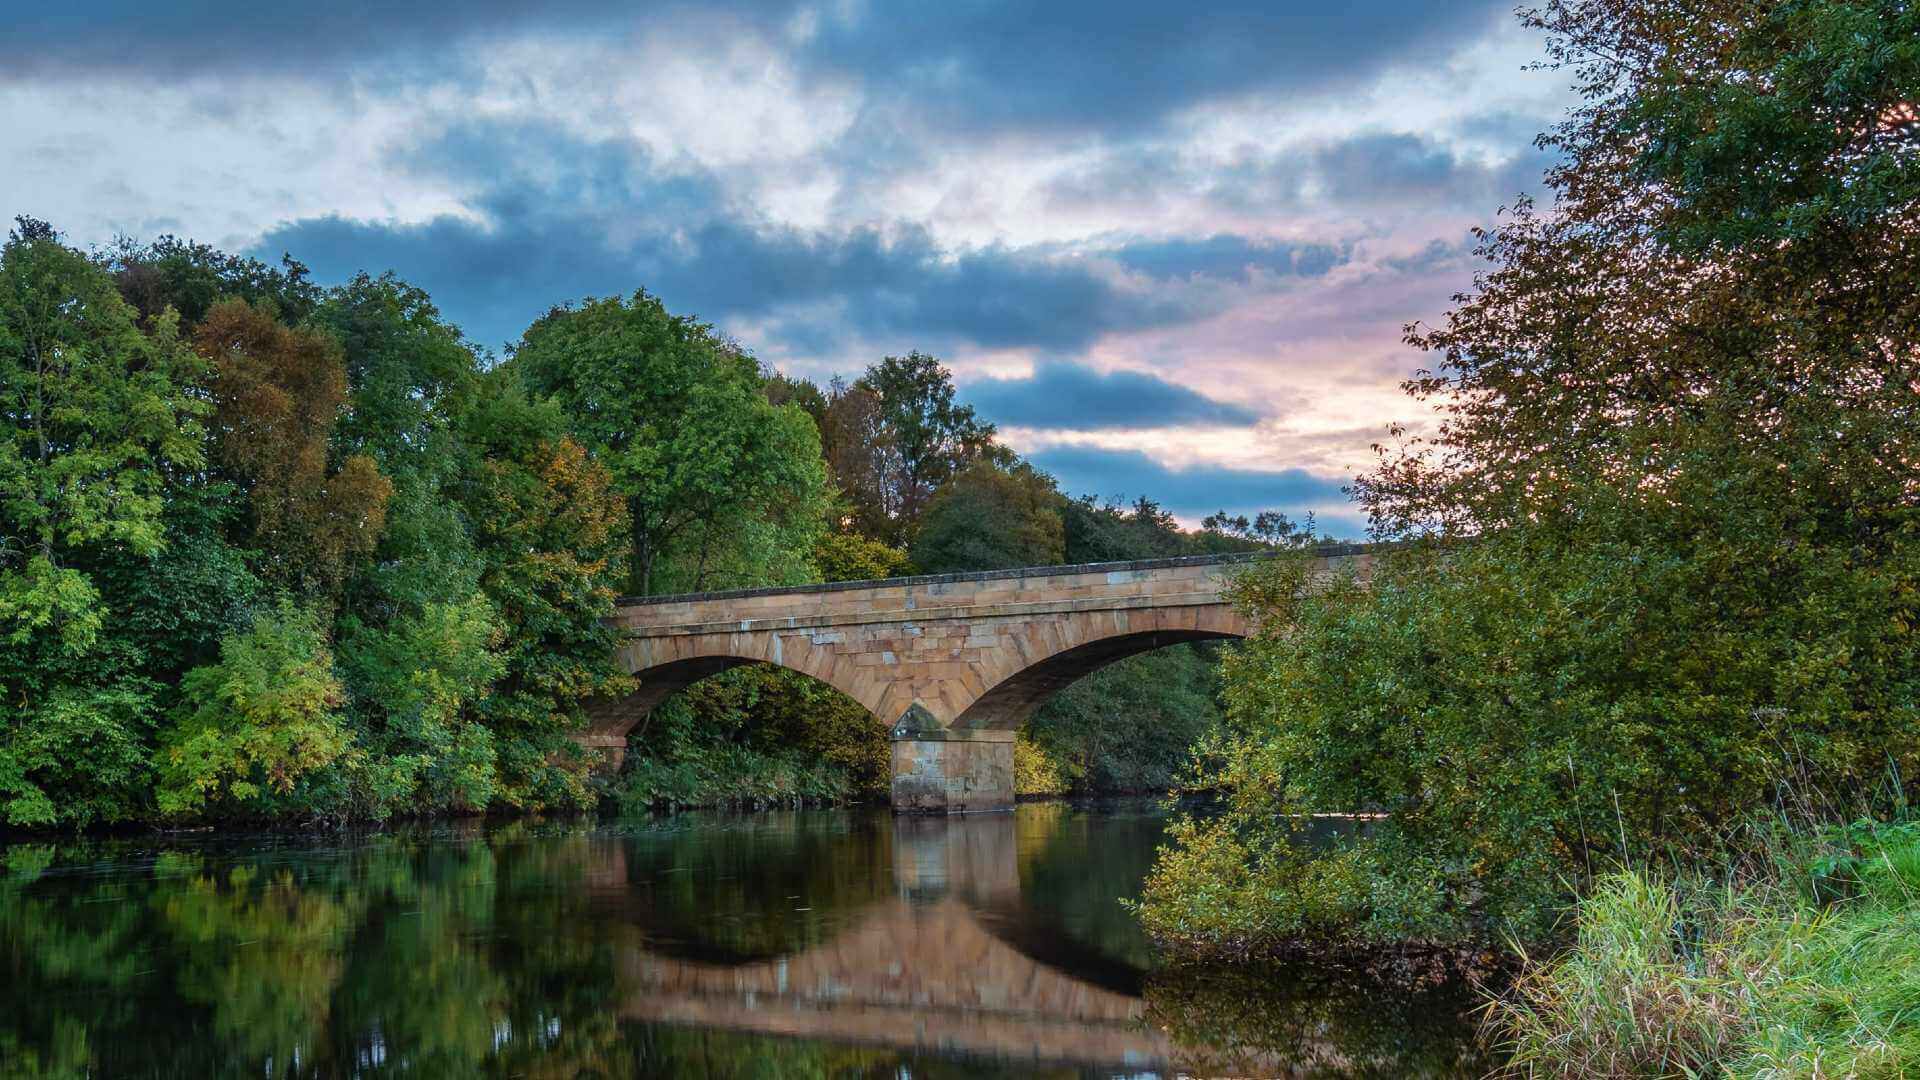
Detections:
584,652,887,764
951,628,1243,732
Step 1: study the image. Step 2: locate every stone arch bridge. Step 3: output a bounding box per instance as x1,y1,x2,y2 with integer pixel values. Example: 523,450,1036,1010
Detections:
583,547,1373,811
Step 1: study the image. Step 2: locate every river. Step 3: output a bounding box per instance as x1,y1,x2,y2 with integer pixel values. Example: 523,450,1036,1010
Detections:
0,802,1490,1077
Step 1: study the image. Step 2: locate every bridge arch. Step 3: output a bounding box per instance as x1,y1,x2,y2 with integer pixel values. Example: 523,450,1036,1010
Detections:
583,549,1373,810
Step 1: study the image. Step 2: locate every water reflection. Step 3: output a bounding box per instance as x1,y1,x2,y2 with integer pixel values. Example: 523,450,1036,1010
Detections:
0,806,1488,1077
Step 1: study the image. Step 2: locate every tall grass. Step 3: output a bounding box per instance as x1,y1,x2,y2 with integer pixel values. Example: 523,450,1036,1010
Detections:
1491,822,1920,1079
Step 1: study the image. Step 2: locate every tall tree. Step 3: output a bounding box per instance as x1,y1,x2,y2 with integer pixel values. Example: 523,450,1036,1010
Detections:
0,220,209,828
0,218,206,653
319,271,480,481
453,375,632,806
1143,0,1920,947
848,353,1002,545
194,299,392,593
510,290,829,595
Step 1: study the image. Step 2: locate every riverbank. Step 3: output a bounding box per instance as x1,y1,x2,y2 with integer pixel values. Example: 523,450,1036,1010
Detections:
1491,820,1920,1078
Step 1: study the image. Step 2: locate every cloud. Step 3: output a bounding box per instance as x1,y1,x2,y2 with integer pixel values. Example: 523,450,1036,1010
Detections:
255,122,1215,351
1027,444,1363,535
788,1,1513,136
1106,235,1346,283
963,362,1259,431
11,1,1511,139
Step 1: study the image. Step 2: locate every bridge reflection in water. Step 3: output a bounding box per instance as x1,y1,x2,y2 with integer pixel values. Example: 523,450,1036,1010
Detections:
599,810,1183,1072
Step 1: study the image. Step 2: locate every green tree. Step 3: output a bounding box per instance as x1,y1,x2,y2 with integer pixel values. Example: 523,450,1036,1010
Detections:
0,218,205,653
1142,0,1920,948
909,460,1065,573
0,220,206,827
318,271,480,482
844,353,1002,545
511,290,829,594
452,376,632,806
157,602,351,816
109,234,319,331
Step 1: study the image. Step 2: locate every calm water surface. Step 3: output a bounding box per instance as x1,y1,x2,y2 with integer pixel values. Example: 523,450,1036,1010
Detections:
0,803,1488,1077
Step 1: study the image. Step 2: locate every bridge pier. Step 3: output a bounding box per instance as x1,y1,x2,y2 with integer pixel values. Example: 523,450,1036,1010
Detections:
890,727,1015,814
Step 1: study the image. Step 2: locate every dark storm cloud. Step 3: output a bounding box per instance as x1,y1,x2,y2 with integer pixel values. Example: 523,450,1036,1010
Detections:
963,362,1260,431
1213,131,1556,211
260,211,1212,354
788,1,1512,135
1047,129,1554,217
10,2,1510,135
1027,445,1363,534
1107,235,1346,283
255,121,1214,352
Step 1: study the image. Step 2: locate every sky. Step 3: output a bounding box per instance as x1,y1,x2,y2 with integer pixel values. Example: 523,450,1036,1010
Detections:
3,2,1571,537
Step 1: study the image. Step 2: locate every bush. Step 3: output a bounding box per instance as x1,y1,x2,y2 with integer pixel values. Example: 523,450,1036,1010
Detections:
614,744,859,812
1014,733,1074,796
1140,526,1920,947
156,602,351,817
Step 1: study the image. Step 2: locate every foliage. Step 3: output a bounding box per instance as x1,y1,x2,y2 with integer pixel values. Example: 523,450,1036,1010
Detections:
631,668,891,807
615,741,861,812
108,234,320,330
194,299,391,593
1493,821,1920,1079
0,218,205,654
1026,644,1227,794
156,602,350,815
909,460,1065,573
813,528,909,582
0,683,157,828
1144,531,1920,945
1061,495,1194,562
1146,0,1920,950
1198,508,1322,549
510,290,829,594
1014,733,1075,796
315,270,478,480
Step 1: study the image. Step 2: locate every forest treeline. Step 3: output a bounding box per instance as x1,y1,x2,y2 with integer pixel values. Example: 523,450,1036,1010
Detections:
0,224,1305,827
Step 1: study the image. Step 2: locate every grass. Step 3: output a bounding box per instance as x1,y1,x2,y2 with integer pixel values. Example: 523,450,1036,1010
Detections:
1490,821,1920,1078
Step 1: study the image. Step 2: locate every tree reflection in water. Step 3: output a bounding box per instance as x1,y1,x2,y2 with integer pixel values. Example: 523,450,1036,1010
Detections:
0,806,1488,1077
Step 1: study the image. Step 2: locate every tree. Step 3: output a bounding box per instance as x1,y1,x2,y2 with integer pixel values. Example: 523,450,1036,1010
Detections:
909,460,1065,573
1141,0,1920,948
511,290,830,594
194,299,392,593
157,602,351,816
1063,495,1196,563
318,271,480,482
0,218,205,653
453,375,632,806
846,353,1002,545
1197,509,1319,550
109,234,320,331
0,220,206,827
